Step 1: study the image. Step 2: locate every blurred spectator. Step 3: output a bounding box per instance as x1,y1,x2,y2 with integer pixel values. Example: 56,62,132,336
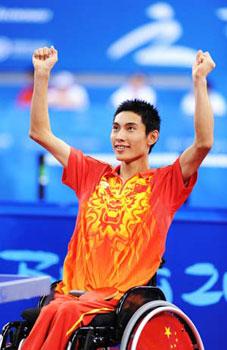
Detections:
110,73,157,108
48,71,89,110
17,70,90,111
181,80,226,117
17,71,33,107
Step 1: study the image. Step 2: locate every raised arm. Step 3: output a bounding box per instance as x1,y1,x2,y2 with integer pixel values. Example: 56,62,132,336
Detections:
29,47,70,167
179,50,216,183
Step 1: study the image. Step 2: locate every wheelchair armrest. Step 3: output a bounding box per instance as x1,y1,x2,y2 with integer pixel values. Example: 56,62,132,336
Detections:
69,290,86,297
21,280,62,326
21,307,41,326
38,280,62,307
115,286,166,331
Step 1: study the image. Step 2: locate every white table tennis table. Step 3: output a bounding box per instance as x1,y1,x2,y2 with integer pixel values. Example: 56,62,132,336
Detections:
0,274,50,303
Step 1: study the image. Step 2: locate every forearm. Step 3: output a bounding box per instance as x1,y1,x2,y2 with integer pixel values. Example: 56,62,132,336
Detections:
193,77,214,149
179,50,215,182
29,69,52,140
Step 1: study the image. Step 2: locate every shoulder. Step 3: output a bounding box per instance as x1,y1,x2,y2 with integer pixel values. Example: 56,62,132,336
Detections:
155,158,178,174
152,158,181,183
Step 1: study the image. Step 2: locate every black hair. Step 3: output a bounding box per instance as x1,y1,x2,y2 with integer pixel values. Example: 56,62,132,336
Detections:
113,99,161,153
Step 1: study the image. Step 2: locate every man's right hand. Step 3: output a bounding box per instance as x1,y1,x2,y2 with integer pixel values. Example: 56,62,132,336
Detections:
32,46,58,74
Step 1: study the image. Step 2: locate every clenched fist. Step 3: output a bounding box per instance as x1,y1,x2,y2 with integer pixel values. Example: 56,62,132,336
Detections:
192,50,216,81
32,46,58,74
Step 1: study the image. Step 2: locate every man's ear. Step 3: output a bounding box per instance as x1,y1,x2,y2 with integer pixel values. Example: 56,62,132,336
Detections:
147,130,159,146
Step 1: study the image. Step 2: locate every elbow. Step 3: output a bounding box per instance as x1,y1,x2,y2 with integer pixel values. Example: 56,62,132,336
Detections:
29,130,40,142
203,137,214,151
202,144,213,154
195,139,213,153
29,130,49,144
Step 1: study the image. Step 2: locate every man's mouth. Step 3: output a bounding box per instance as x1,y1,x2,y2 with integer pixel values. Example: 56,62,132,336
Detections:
114,145,130,150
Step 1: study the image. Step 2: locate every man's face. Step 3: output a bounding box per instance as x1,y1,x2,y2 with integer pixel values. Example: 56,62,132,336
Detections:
111,111,151,163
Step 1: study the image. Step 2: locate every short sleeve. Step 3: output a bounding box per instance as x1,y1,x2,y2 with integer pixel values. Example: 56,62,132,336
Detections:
154,158,197,214
62,147,111,199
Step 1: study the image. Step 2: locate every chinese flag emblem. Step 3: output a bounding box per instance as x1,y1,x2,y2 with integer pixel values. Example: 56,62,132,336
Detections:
135,311,194,349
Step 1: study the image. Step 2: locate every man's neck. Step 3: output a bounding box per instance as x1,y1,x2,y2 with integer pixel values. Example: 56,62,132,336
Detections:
119,158,150,182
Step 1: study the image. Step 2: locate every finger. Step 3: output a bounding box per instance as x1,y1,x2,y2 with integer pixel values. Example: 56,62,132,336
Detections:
37,49,42,60
43,47,51,59
203,51,216,68
196,49,203,57
204,51,213,63
209,57,216,69
33,48,41,59
196,50,203,64
203,51,211,61
36,48,45,60
50,46,57,56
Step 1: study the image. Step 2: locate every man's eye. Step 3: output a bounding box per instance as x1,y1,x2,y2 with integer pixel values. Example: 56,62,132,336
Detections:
128,126,135,131
112,125,119,131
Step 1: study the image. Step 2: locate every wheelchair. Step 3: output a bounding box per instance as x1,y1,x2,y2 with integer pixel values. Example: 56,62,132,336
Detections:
0,273,204,350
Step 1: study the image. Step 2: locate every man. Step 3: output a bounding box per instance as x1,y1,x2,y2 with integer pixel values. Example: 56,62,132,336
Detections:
22,47,215,350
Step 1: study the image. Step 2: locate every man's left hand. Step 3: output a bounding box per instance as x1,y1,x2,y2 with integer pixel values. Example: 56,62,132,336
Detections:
192,50,216,81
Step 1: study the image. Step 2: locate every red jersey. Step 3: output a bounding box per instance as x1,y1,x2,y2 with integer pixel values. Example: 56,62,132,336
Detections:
56,148,197,298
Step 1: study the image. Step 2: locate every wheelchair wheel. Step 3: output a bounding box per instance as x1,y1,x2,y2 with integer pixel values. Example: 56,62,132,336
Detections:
120,301,204,350
18,338,26,350
0,334,3,349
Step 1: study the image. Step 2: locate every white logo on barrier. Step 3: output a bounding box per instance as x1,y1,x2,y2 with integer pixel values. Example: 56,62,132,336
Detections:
0,250,60,281
158,263,227,306
0,37,13,60
0,36,50,61
0,7,53,23
107,2,196,67
216,7,227,37
182,263,226,306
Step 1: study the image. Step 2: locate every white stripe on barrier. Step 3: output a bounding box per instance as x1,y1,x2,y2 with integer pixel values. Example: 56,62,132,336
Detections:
45,153,227,168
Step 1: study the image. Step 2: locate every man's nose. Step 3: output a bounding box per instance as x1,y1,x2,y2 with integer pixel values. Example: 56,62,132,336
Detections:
116,128,127,140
